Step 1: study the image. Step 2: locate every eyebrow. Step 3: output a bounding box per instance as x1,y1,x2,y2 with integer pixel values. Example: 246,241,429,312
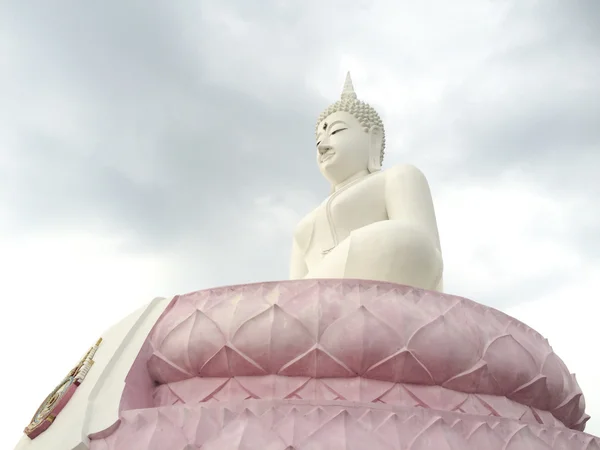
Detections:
316,120,347,137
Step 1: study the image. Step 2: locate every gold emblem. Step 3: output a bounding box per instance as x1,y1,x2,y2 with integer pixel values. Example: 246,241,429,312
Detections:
24,338,103,439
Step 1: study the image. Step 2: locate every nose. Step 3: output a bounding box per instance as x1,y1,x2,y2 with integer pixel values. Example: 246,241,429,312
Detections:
318,140,333,155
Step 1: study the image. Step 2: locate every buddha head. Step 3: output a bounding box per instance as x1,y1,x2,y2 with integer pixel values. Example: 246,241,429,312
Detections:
315,73,386,187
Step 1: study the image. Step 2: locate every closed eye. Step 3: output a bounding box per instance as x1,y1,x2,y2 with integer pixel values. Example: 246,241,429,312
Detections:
331,128,347,135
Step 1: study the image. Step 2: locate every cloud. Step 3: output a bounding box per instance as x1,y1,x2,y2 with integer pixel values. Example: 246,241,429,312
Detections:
0,1,330,248
438,173,586,304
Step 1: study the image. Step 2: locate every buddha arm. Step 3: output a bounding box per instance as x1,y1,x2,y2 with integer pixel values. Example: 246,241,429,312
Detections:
290,237,308,279
384,164,441,250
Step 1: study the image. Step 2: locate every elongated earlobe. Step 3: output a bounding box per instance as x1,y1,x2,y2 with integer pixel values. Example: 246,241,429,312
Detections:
367,126,383,172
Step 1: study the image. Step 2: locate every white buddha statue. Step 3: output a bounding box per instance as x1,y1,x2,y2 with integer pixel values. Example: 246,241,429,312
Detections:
291,73,443,291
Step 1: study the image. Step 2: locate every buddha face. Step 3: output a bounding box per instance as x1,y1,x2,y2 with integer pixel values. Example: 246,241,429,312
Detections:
316,111,375,186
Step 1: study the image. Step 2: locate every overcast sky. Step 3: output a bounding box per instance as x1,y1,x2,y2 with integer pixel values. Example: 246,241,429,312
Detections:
1,0,599,446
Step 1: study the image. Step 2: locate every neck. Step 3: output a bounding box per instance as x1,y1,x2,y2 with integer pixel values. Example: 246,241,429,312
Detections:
333,169,369,192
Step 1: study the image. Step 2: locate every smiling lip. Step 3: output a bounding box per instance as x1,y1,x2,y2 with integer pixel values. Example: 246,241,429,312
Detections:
321,152,335,162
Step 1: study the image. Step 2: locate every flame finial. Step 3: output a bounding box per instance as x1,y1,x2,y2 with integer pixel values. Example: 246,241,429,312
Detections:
341,72,357,100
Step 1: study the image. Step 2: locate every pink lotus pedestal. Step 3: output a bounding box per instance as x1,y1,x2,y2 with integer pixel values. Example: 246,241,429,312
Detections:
89,280,599,449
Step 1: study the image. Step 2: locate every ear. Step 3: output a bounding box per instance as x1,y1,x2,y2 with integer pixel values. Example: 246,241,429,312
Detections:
367,125,383,173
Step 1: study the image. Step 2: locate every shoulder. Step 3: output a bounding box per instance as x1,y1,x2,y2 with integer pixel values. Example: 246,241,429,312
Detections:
386,163,426,178
384,164,430,187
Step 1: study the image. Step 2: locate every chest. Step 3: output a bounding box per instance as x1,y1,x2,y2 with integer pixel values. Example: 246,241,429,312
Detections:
326,176,388,241
295,174,388,255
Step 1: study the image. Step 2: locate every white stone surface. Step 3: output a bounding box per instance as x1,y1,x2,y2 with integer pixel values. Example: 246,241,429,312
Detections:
291,73,443,291
13,297,171,450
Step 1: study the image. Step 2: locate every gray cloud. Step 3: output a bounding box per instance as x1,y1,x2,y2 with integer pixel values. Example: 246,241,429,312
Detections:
1,1,335,252
400,1,600,263
1,0,599,290
406,1,600,171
